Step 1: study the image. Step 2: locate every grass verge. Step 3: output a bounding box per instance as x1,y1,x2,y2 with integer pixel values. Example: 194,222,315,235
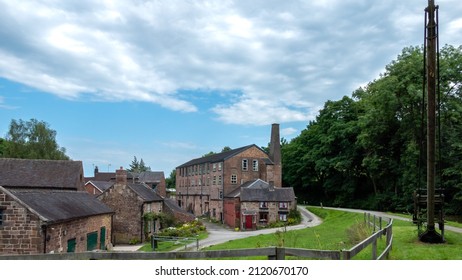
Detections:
203,207,462,260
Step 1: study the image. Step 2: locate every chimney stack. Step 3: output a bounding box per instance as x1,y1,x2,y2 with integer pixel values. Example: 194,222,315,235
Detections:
269,123,281,165
268,123,282,187
115,166,127,185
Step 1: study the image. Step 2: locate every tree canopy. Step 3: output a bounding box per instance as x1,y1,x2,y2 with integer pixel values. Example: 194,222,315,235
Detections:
165,169,176,189
282,45,462,215
1,118,69,160
127,156,151,173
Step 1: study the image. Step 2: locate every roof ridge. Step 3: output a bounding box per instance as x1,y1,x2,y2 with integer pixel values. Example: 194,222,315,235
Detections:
177,144,265,168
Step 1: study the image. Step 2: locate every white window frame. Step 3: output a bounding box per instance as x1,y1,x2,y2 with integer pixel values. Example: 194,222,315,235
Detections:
242,159,248,171
231,174,237,184
279,202,288,209
252,159,259,171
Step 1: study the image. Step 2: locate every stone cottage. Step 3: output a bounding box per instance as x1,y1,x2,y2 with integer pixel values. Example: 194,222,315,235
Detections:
224,179,297,230
97,168,164,244
0,158,113,255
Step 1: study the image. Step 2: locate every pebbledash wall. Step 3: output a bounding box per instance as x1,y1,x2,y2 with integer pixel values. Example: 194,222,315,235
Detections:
0,191,112,255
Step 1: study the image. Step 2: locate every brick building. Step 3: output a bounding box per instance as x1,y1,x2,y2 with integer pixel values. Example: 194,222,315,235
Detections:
0,158,113,255
175,124,283,223
224,179,296,230
85,181,114,196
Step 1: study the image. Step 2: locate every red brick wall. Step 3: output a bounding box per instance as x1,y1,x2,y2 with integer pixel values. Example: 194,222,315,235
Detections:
84,182,102,196
175,145,280,220
223,198,240,228
223,146,270,195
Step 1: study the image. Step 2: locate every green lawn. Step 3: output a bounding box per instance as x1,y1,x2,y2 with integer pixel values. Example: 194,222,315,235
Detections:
138,232,209,252
203,207,462,260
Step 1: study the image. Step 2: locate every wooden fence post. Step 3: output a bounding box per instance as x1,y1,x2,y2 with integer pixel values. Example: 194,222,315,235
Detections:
372,239,377,260
341,250,350,260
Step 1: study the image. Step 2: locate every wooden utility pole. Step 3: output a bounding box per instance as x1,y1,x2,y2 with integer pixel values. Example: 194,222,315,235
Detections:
420,0,444,243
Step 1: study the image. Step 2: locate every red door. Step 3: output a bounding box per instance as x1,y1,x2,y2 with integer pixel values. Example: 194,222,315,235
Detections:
245,215,253,229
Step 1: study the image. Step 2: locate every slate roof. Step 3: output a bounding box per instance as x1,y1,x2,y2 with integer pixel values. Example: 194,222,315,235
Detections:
176,144,271,168
85,172,115,182
226,179,296,202
2,187,113,224
127,183,163,202
86,171,165,184
86,181,114,192
130,171,165,183
163,197,195,219
0,158,84,190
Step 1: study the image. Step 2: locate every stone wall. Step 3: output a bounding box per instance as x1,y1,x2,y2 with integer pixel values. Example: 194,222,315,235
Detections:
0,191,43,255
0,190,112,255
98,183,143,244
44,214,112,253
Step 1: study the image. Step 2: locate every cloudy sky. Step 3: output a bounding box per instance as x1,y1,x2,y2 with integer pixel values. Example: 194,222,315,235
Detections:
0,0,461,176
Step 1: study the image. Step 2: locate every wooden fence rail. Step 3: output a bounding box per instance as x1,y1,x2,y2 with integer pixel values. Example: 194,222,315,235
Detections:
0,247,339,260
342,215,393,260
0,213,392,261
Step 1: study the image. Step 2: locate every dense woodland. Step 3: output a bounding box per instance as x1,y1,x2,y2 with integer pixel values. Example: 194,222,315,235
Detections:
282,45,462,216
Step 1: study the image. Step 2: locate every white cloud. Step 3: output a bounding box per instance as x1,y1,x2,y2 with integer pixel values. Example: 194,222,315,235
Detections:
0,0,461,126
281,127,298,137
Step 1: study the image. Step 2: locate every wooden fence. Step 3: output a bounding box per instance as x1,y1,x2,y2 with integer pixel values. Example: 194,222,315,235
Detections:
342,214,393,260
0,214,393,260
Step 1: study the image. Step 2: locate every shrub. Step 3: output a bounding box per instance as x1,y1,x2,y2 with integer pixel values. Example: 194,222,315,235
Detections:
157,220,206,238
346,221,371,245
129,238,141,245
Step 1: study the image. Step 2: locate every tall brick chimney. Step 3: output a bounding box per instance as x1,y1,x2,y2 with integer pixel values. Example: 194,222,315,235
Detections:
269,123,281,165
268,123,282,187
115,167,127,185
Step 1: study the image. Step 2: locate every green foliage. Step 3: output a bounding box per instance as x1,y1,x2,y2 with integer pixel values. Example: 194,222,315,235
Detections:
127,156,151,172
346,220,372,244
2,118,69,160
165,169,176,189
157,220,206,238
0,138,5,157
129,238,141,245
288,208,302,224
283,45,462,215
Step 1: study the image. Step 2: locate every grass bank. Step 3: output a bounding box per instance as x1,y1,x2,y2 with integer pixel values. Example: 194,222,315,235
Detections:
204,207,462,260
